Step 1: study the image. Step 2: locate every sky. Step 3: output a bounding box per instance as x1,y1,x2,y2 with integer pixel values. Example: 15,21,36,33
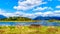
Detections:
0,0,60,19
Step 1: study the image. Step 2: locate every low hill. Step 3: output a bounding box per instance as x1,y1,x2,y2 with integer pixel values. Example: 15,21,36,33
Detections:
0,17,31,21
0,16,36,22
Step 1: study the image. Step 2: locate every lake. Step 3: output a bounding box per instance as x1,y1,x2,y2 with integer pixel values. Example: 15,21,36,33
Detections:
0,20,60,26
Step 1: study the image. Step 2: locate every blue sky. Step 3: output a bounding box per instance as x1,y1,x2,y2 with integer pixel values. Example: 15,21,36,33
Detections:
0,0,18,12
0,0,60,18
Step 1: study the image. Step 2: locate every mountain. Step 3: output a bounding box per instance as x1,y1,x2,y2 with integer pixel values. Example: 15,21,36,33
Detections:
34,16,60,20
0,15,6,19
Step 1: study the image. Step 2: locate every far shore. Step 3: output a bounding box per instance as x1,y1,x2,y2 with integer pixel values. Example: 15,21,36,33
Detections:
0,21,40,22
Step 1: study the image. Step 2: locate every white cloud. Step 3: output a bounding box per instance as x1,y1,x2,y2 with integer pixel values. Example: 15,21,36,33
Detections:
13,0,47,10
0,9,60,19
54,10,60,13
29,10,60,18
34,11,53,17
0,9,36,19
0,9,7,16
0,9,16,17
22,14,37,18
42,11,53,17
13,11,37,18
13,10,60,18
34,7,48,11
56,6,60,8
33,7,53,11
0,9,5,14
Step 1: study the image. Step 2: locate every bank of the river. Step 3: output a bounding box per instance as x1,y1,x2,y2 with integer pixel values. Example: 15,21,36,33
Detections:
0,20,40,22
46,20,60,23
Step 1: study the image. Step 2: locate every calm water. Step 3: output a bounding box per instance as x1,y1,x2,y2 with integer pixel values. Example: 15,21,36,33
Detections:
0,21,60,26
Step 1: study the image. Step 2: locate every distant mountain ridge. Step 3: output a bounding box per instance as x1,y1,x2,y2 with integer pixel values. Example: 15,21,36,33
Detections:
0,15,7,19
34,16,60,20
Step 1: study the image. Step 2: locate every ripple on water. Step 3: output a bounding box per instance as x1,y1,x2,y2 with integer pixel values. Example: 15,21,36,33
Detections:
0,21,60,26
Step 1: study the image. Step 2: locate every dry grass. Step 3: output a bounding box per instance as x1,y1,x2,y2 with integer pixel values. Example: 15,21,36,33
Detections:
0,26,60,34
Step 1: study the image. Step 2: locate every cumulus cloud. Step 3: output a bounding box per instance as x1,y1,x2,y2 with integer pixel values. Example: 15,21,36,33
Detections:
56,5,60,8
0,9,36,18
13,0,47,10
20,10,60,18
33,7,53,11
34,10,60,17
0,9,60,19
34,7,48,11
0,9,5,14
0,9,7,16
34,11,52,17
0,9,17,17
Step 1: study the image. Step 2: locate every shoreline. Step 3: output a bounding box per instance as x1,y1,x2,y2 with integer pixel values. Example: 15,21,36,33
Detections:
0,21,39,22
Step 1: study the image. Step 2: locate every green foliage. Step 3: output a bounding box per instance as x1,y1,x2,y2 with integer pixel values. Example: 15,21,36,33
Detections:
0,16,33,21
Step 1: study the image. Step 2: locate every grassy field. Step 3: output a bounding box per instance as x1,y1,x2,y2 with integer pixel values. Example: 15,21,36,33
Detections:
0,26,60,34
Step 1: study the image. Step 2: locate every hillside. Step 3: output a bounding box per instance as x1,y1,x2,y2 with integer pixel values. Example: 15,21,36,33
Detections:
0,16,33,21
